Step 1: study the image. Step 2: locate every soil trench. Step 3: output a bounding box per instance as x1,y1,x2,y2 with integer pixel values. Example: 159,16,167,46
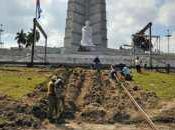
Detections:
1,68,175,130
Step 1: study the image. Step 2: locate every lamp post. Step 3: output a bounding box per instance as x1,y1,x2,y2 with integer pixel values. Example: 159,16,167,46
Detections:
165,29,172,55
149,23,152,68
0,24,4,47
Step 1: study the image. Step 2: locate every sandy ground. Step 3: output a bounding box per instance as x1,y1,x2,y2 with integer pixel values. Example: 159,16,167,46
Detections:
26,120,175,130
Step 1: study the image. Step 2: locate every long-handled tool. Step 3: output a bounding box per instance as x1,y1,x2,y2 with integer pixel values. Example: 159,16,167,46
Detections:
113,74,158,130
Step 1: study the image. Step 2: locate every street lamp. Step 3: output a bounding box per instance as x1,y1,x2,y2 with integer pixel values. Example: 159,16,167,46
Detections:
0,24,4,47
165,29,172,54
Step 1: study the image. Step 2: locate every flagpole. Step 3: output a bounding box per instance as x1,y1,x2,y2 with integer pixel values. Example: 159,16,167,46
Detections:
35,0,38,18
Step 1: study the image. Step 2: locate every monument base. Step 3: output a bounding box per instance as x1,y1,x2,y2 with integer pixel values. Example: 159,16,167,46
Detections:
78,45,96,52
61,44,120,55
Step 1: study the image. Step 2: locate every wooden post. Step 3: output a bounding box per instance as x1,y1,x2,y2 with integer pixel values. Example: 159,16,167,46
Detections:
31,18,37,66
44,37,47,64
34,19,47,64
149,24,152,69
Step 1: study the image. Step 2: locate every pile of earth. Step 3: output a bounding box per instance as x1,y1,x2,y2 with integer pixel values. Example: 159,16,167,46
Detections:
1,67,175,130
19,68,159,125
153,105,175,123
2,67,174,130
74,71,159,123
47,68,159,124
0,94,41,130
31,68,174,126
0,78,50,130
19,68,175,125
0,68,71,130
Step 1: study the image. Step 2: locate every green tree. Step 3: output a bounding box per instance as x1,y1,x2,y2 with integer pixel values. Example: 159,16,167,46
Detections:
26,29,40,48
15,29,27,49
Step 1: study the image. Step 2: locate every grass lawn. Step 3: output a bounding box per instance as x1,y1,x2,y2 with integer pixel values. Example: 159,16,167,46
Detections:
0,67,53,100
133,70,175,99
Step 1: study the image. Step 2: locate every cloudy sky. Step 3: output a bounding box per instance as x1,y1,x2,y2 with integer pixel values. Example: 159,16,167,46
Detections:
0,0,175,52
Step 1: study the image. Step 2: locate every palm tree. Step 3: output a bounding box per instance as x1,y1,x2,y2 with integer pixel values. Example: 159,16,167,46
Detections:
15,29,27,49
26,29,40,48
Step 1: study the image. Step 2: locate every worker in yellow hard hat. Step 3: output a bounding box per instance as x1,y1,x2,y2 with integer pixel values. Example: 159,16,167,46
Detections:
47,75,57,120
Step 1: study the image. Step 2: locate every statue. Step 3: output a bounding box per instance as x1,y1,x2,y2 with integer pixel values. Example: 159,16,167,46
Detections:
81,21,95,47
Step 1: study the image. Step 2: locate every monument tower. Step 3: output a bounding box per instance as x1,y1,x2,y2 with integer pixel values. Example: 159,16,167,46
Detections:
64,0,107,52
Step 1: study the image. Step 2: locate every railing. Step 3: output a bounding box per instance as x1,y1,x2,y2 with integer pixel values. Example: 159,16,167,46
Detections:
0,61,175,73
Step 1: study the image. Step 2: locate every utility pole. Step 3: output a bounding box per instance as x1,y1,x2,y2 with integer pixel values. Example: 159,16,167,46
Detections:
0,24,4,48
149,23,152,68
165,29,172,54
31,18,37,66
159,36,161,55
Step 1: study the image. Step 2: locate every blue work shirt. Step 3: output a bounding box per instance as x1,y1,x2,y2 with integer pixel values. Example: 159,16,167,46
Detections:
122,67,130,76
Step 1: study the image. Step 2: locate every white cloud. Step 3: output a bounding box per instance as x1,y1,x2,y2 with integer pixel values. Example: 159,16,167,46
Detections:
107,0,158,48
37,0,68,47
157,0,175,26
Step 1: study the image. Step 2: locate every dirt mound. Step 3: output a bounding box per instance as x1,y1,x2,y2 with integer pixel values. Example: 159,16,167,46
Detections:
153,107,175,123
24,68,159,125
1,67,174,130
80,105,107,123
0,97,41,130
56,69,159,124
0,76,51,130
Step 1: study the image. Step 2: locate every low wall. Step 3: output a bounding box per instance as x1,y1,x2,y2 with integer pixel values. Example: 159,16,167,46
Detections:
0,53,169,67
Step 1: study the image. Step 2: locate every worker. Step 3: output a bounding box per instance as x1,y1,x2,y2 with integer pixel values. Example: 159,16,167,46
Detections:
122,66,132,81
135,56,141,73
93,56,101,72
110,65,117,80
54,77,64,120
110,65,124,81
47,75,57,120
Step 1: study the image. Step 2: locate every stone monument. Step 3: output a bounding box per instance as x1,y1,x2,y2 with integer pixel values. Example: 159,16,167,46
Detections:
64,0,107,53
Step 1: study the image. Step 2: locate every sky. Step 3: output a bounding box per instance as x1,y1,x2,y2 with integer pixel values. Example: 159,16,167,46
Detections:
0,0,175,53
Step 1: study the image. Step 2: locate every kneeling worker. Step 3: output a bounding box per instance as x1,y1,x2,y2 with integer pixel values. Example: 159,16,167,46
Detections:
122,66,132,81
